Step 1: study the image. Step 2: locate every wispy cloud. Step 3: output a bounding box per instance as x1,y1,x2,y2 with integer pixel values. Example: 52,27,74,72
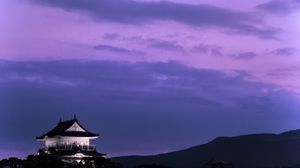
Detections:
266,66,300,85
273,47,296,56
30,0,280,39
257,0,300,14
93,44,146,56
146,40,185,53
102,33,122,41
192,44,223,56
230,51,257,60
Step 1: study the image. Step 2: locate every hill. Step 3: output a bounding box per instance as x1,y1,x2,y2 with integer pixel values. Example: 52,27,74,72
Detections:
112,129,300,168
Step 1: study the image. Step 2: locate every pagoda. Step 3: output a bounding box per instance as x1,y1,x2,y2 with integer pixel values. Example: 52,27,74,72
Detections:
36,115,105,163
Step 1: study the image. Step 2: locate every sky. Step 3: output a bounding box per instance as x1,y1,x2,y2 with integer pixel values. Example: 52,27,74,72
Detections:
0,0,300,159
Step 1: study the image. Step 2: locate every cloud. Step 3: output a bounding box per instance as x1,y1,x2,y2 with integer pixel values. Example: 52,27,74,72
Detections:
211,48,223,56
257,0,300,14
1,60,299,158
230,51,257,60
192,44,223,56
273,48,296,56
102,33,122,41
93,44,146,56
146,40,185,52
30,0,280,39
101,34,185,53
267,66,300,77
192,45,209,54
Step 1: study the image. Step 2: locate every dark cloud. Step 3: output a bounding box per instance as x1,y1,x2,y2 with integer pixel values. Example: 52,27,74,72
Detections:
192,44,223,56
230,51,257,60
211,48,223,56
257,0,300,14
101,34,185,53
192,45,209,54
30,0,280,39
146,40,185,52
273,48,296,56
102,33,122,41
0,60,299,159
93,44,146,56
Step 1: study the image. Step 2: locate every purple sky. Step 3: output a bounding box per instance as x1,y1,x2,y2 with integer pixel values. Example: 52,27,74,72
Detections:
1,0,300,159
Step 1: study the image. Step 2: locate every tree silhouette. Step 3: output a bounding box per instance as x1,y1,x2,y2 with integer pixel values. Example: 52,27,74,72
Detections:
0,154,123,168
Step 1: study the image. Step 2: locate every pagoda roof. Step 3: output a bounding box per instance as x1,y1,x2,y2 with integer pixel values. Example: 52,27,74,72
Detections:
36,117,99,139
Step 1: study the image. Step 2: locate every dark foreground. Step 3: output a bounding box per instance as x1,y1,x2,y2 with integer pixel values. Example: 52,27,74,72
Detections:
0,154,122,168
0,155,235,168
2,155,300,168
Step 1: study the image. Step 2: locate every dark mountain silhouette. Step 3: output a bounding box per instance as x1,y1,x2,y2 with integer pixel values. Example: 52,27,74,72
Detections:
112,129,300,168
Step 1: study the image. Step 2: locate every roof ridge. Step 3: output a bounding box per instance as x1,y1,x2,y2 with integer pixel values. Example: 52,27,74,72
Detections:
36,117,99,140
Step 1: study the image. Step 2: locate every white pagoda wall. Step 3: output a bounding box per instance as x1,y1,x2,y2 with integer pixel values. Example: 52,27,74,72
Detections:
45,136,94,147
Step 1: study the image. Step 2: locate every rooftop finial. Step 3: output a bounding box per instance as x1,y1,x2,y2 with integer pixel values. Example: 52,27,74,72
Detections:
73,114,77,120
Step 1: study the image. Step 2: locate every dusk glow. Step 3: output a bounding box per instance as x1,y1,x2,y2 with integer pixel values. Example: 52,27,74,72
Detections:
1,0,300,160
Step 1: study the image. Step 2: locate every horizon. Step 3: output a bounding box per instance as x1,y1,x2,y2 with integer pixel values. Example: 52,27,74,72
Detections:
1,0,300,160
1,123,299,160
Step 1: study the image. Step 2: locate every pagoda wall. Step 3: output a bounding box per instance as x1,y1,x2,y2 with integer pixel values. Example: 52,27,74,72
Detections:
45,136,93,147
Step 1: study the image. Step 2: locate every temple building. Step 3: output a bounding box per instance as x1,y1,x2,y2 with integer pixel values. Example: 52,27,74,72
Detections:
36,116,105,163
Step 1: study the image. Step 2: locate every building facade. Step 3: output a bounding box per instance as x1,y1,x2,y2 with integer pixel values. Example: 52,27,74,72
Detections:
36,116,105,163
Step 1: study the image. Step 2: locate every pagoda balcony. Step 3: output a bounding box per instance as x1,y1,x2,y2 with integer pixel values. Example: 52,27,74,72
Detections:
45,144,96,152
